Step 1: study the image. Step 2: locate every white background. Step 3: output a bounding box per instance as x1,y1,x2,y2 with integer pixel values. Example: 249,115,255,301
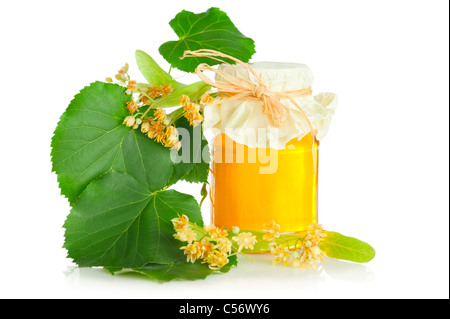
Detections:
0,0,448,299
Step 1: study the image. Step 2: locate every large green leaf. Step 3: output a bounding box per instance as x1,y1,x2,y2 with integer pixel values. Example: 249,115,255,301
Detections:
159,7,256,73
320,231,376,263
181,136,210,184
168,116,210,185
63,171,204,268
51,82,174,204
108,255,237,282
135,50,183,89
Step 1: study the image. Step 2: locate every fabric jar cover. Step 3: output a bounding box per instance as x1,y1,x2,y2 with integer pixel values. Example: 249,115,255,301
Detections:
202,61,337,149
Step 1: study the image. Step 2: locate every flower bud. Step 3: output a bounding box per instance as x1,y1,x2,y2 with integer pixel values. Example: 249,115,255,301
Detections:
231,226,240,234
141,121,151,133
123,116,135,127
119,73,128,81
121,63,129,73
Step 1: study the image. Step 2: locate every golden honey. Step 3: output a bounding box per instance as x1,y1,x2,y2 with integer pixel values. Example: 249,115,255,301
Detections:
210,133,319,233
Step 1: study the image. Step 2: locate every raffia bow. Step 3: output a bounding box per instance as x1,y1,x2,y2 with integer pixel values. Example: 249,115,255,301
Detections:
181,49,318,172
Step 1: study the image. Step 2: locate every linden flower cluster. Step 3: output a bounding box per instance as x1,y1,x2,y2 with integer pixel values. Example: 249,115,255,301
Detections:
264,221,327,269
171,215,257,270
107,63,186,150
180,95,204,127
107,64,213,150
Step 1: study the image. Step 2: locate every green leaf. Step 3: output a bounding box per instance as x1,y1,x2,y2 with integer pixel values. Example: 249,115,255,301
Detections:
107,255,237,282
51,82,173,204
223,254,238,272
135,50,183,89
180,141,210,184
159,7,256,73
168,116,211,185
320,231,376,263
110,261,213,282
63,171,203,268
107,254,238,282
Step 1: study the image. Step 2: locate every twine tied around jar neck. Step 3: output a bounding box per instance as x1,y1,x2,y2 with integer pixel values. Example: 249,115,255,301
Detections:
181,49,318,173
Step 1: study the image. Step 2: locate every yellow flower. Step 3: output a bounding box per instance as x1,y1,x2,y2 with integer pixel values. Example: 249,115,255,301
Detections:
163,126,180,149
205,225,229,240
267,223,327,268
292,223,327,268
199,239,215,257
147,120,166,143
295,251,319,269
183,102,196,112
203,225,215,232
262,220,281,242
232,232,257,251
304,223,327,246
171,214,189,231
270,243,291,266
173,226,197,244
119,63,129,74
148,86,163,98
201,93,214,104
181,242,202,263
126,80,137,91
125,99,139,114
153,109,166,123
116,63,129,81
180,94,203,126
215,237,232,254
179,95,190,105
161,84,173,97
139,92,152,105
183,102,203,127
203,250,229,269
123,116,136,127
181,239,216,263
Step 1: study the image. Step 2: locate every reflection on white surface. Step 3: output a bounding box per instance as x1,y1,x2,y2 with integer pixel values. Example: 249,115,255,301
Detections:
321,257,375,283
63,254,374,298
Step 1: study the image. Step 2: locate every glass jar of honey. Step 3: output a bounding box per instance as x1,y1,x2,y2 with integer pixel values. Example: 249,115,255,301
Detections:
202,62,336,233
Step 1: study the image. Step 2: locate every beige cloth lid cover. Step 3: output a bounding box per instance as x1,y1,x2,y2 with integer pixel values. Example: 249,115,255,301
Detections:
202,62,337,149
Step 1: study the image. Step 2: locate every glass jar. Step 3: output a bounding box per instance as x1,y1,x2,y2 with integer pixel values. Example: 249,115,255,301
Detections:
202,61,336,233
210,132,318,233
